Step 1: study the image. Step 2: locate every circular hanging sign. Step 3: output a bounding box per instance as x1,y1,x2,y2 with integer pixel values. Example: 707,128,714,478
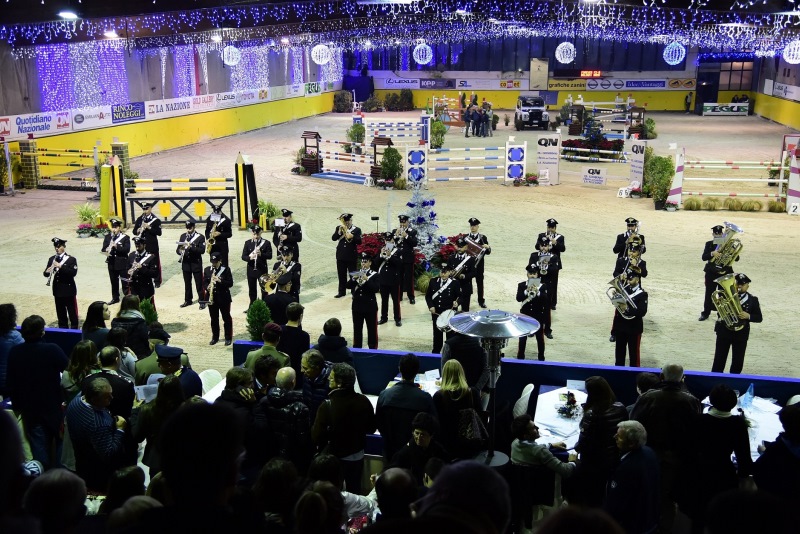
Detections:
311,44,332,66
413,43,433,65
663,41,686,66
555,42,576,65
783,39,800,65
222,45,241,67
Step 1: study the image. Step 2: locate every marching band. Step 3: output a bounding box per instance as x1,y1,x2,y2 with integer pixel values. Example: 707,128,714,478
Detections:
45,207,761,374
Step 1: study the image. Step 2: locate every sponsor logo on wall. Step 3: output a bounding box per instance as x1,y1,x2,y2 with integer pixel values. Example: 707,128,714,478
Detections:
258,89,270,101
147,98,192,119
111,102,146,124
56,111,71,130
547,79,587,91
773,82,800,102
8,112,58,136
72,107,113,130
456,79,494,90
499,80,521,89
584,78,695,91
215,92,238,108
305,82,322,96
0,117,11,137
702,104,749,116
420,78,456,89
582,166,607,185
380,78,419,89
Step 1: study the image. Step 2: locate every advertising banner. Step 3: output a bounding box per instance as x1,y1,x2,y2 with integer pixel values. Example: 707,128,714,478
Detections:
536,133,561,186
0,111,63,138
701,103,749,116
304,82,322,96
582,166,607,186
420,78,456,89
629,140,647,185
191,94,216,112
146,97,193,120
215,92,239,108
375,77,420,89
529,58,549,90
258,88,270,102
773,82,800,102
72,107,113,131
111,102,146,124
584,78,695,91
456,79,493,90
236,90,258,106
499,80,524,90
547,79,586,91
287,85,304,98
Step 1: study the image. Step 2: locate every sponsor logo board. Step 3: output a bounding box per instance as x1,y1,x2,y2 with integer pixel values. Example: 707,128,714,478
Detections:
420,78,456,89
71,107,113,131
215,92,239,108
192,94,216,112
582,166,607,185
6,112,60,136
547,79,586,91
701,104,749,116
304,82,322,96
456,79,493,90
146,97,193,119
111,102,146,124
773,82,800,102
376,78,419,89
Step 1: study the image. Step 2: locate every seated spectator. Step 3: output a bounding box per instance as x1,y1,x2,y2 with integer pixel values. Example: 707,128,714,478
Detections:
313,317,354,364
295,480,346,534
82,301,111,351
106,495,162,531
432,359,482,459
253,354,281,396
692,384,753,531
82,346,136,420
510,414,576,478
376,353,437,461
276,302,311,388
753,403,800,503
155,344,201,398
105,327,138,381
65,377,128,492
441,331,489,393
253,457,302,534
391,412,450,485
131,374,185,476
22,469,87,534
110,295,151,359
98,465,145,515
307,453,377,520
732,94,740,103
312,363,376,495
0,303,23,398
61,340,99,403
537,507,624,534
147,321,170,348
423,457,445,489
254,367,312,474
567,376,628,507
7,315,68,470
604,421,660,534
245,322,289,369
626,371,660,414
374,467,417,522
134,339,190,386
301,348,332,421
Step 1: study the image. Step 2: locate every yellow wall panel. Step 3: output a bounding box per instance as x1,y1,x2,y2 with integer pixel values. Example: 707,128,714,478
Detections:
753,93,800,131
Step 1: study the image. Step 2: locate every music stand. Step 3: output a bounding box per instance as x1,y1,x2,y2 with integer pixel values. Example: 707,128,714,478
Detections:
449,309,540,467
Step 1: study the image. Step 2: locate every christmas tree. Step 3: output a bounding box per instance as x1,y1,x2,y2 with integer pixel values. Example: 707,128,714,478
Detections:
583,110,606,147
405,180,446,270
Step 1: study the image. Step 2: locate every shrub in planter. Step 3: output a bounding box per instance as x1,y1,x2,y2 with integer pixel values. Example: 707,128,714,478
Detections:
683,197,702,211
741,200,763,212
768,200,786,213
702,197,721,211
399,89,414,111
333,90,353,112
504,114,510,126
246,300,272,341
644,118,658,140
346,123,366,145
430,120,447,149
393,177,407,190
380,147,403,182
644,154,674,204
140,297,158,325
362,95,381,112
384,93,400,111
492,114,499,130
416,272,432,294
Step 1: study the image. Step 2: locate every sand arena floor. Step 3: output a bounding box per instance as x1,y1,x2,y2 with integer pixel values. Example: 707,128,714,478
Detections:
2,111,798,378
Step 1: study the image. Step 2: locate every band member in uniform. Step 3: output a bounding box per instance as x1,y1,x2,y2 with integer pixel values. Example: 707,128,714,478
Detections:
612,266,648,367
516,263,549,361
126,237,158,307
202,252,234,346
132,202,163,287
699,225,737,321
101,218,131,305
466,217,491,308
264,272,297,326
242,224,273,309
177,221,206,309
332,213,362,298
205,205,232,265
274,245,302,301
528,236,560,338
712,273,762,374
273,208,303,260
44,237,79,329
346,252,380,349
610,242,647,343
394,214,418,304
376,232,403,327
425,260,461,354
613,217,646,258
538,219,565,310
452,237,476,311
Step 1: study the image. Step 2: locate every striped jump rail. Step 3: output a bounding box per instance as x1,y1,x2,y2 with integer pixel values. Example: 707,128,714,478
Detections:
40,175,96,182
38,161,95,168
684,160,779,165
430,147,504,152
127,186,235,193
685,165,779,170
322,156,374,163
682,177,787,183
131,178,232,183
323,168,369,177
319,150,373,158
431,156,502,161
682,192,786,198
35,147,111,154
320,140,369,148
370,127,422,132
560,155,629,164
365,122,422,128
375,133,419,138
432,175,503,182
38,152,96,159
432,165,503,171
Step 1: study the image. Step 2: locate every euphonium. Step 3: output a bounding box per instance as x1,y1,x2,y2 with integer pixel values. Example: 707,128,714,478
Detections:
206,221,218,254
711,222,744,268
537,253,553,275
711,274,744,328
606,275,637,319
259,264,286,293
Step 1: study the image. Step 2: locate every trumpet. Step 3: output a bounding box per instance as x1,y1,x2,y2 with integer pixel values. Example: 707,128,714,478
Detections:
177,240,190,263
45,258,62,286
349,269,369,285
206,221,218,254
606,275,637,319
537,253,553,275
523,278,541,304
249,239,265,262
338,217,352,241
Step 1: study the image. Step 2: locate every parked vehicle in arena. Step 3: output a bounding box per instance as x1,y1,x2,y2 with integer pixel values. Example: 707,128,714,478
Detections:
515,95,550,131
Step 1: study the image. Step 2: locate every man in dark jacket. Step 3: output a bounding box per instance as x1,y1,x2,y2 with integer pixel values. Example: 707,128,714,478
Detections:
631,363,701,534
391,412,450,488
441,332,489,392
7,315,68,469
254,367,312,474
213,367,259,481
81,346,135,420
376,353,436,461
313,317,354,364
101,218,131,305
332,213,362,298
753,404,800,503
347,252,380,349
205,205,233,266
301,349,332,422
312,362,376,495
276,302,311,389
376,231,404,327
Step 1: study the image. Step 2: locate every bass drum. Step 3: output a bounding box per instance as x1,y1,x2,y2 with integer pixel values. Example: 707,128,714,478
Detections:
436,309,456,332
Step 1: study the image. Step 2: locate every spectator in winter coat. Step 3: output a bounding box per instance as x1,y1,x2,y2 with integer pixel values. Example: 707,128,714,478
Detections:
313,318,354,364
301,349,332,422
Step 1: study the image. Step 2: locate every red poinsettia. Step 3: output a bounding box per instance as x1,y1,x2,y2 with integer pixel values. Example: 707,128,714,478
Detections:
357,232,384,257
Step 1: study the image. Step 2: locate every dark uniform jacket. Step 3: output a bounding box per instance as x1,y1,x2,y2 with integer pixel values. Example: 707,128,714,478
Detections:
451,253,475,296
346,270,380,312
273,260,302,293
375,249,403,286
395,226,418,264
177,231,205,272
516,280,549,322
127,250,157,299
44,253,78,297
205,214,233,257
714,291,762,334
537,231,566,262
466,232,491,273
312,387,376,458
202,264,233,304
702,239,737,279
264,291,297,325
613,232,647,257
242,237,272,276
613,284,648,334
332,224,362,261
425,277,461,313
273,221,303,259
102,232,131,270
132,213,162,253
613,257,648,279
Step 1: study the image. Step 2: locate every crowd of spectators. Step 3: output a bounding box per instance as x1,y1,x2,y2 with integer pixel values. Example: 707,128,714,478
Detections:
1,300,799,533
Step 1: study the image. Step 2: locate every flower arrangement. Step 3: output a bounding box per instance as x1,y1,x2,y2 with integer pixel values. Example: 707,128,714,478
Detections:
665,200,679,211
556,391,580,418
630,187,642,198
291,165,306,175
385,179,394,188
513,177,523,186
93,223,110,237
356,232,384,257
76,223,94,237
525,173,538,185
245,218,260,230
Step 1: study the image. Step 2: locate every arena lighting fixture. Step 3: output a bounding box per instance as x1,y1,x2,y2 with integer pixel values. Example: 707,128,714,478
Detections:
783,39,800,64
280,37,290,44
413,42,433,64
663,41,686,65
103,30,118,39
210,35,222,42
555,42,577,64
57,10,79,19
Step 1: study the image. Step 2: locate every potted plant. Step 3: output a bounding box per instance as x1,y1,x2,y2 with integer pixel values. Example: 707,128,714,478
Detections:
342,143,353,154
492,114,500,131
379,146,403,187
74,202,101,236
665,200,678,212
644,154,675,210
512,177,523,187
77,223,94,238
291,165,306,175
524,173,538,186
257,200,280,230
384,179,394,189
630,187,642,199
504,114,510,127
376,179,387,189
346,123,366,154
93,223,110,237
430,120,447,149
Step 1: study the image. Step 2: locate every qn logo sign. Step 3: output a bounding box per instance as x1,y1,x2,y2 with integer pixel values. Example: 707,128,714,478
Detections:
0,118,10,137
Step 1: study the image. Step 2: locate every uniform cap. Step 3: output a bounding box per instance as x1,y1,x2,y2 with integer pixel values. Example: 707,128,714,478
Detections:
627,243,641,252
132,236,145,244
263,322,283,335
185,220,196,228
440,260,451,270
536,236,549,248
625,266,642,278
546,218,558,227
212,205,222,213
109,218,122,228
141,202,153,209
735,273,751,284
341,213,353,221
281,209,293,217
382,231,394,240
210,252,222,262
398,214,410,222
360,252,373,261
52,237,67,247
526,263,540,274
625,217,638,225
155,344,184,360
277,273,293,286
468,217,481,226
711,225,724,233
251,225,263,233
280,245,293,255
456,237,467,247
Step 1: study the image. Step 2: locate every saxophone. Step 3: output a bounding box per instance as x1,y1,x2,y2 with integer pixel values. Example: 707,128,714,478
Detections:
710,222,744,268
207,269,218,306
711,274,744,328
206,221,218,254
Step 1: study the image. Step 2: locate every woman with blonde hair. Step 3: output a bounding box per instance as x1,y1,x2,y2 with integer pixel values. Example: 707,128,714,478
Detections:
433,359,482,459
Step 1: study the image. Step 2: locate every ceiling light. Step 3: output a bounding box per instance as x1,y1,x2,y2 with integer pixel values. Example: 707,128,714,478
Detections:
58,10,79,19
103,30,118,39
211,35,222,42
280,37,290,44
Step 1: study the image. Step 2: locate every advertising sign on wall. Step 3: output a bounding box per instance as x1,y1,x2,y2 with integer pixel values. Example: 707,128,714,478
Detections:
111,102,146,124
4,112,63,136
629,141,647,185
72,107,113,131
701,103,749,116
582,166,607,185
547,79,587,91
419,78,456,89
305,82,322,96
146,97,192,120
456,79,493,90
529,58,549,90
536,133,561,186
773,82,800,102
375,77,420,89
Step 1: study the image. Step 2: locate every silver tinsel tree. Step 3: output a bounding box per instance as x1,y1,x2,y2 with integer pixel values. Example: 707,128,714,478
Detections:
405,182,446,269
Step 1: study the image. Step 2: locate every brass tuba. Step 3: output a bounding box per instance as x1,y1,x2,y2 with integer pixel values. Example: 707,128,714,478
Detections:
710,222,743,268
606,275,637,319
711,274,744,328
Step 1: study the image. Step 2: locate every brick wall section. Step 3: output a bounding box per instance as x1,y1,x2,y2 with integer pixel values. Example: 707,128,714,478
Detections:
18,140,40,188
